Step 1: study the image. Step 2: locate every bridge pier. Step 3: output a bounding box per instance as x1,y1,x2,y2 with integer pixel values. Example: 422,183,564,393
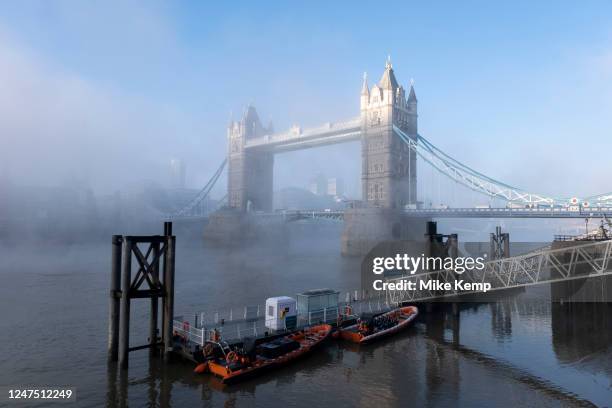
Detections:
341,207,428,256
203,208,288,245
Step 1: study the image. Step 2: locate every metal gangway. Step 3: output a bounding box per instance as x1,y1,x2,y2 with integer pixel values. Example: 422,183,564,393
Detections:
385,239,612,304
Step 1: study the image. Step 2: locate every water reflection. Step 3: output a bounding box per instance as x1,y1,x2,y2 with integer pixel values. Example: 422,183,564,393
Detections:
552,302,612,364
490,302,513,341
102,304,607,408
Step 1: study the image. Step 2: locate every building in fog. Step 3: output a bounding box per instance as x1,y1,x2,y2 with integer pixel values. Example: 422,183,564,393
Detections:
169,159,186,189
309,174,328,196
327,178,344,196
309,174,344,197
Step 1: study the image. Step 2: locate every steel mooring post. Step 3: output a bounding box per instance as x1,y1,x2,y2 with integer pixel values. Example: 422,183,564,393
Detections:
108,235,122,362
448,234,458,259
503,233,510,258
150,242,160,356
164,221,173,237
119,238,133,369
163,234,176,362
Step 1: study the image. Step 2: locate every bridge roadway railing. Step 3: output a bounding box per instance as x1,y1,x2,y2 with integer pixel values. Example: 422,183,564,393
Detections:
250,210,345,222
250,207,612,221
385,239,612,304
403,207,612,218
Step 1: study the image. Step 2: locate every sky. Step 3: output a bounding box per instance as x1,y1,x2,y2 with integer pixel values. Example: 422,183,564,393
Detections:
0,1,611,199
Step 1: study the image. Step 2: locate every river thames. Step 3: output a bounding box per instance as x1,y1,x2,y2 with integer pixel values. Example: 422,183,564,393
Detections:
0,223,609,407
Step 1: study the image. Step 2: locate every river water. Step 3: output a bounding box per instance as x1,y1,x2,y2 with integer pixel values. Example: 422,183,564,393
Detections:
0,223,610,407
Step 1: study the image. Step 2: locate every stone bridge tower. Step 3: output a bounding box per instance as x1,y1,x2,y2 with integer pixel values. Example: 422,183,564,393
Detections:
227,106,274,212
360,58,417,209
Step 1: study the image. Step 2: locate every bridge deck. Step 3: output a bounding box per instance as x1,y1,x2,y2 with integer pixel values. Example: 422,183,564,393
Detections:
404,207,612,218
170,207,612,222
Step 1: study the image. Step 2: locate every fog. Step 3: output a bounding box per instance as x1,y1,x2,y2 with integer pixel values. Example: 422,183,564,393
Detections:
0,22,361,242
1,2,611,245
0,28,208,192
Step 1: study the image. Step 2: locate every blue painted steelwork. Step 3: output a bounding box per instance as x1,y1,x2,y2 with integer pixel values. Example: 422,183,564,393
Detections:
393,125,612,208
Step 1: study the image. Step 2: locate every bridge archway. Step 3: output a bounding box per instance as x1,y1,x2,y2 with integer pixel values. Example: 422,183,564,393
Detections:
272,141,361,209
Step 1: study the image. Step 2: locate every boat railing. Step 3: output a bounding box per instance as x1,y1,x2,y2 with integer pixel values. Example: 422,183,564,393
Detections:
229,321,261,341
197,305,263,327
338,298,393,317
172,319,206,346
174,290,398,345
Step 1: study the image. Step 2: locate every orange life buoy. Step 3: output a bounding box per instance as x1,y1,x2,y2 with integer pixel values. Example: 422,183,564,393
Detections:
226,351,239,364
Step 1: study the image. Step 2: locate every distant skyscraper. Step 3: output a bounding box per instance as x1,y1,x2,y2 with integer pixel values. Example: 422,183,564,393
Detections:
169,159,186,189
327,178,344,196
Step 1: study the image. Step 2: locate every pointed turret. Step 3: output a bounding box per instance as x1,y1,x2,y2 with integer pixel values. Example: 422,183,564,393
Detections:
242,104,259,124
408,79,417,102
360,72,370,111
361,72,370,95
407,79,418,136
379,56,399,90
241,104,264,138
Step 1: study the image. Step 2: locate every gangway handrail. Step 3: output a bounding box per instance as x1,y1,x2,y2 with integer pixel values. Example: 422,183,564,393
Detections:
385,239,612,303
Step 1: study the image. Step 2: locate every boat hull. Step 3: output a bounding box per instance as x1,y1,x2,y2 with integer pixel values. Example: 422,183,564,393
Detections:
196,324,332,384
337,306,418,344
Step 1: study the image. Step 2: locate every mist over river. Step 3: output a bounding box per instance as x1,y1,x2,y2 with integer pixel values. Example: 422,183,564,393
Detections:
0,222,609,407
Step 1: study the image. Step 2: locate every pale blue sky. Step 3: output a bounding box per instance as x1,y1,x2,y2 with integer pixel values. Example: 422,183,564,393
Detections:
0,1,611,197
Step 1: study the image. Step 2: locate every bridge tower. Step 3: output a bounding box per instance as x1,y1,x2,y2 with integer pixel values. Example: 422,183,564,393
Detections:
227,105,274,212
360,57,417,208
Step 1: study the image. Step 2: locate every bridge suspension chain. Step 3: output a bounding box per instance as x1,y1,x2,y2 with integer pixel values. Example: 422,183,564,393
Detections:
393,126,612,207
171,159,227,218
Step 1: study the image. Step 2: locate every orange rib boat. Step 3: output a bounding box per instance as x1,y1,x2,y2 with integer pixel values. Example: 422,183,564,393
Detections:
194,324,331,384
335,306,418,344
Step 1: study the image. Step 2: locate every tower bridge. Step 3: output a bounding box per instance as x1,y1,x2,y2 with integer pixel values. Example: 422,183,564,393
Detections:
172,58,612,254
227,58,418,213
